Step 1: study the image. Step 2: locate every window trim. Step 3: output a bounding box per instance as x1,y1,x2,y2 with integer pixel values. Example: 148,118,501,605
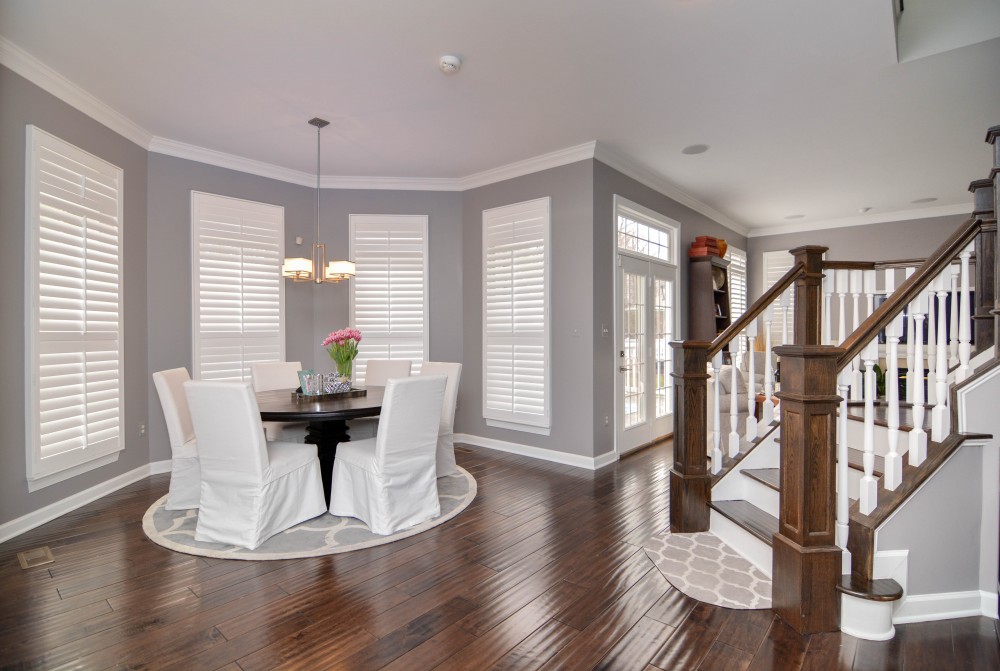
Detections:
614,195,679,266
482,197,552,434
190,191,286,381
348,213,430,384
25,125,125,490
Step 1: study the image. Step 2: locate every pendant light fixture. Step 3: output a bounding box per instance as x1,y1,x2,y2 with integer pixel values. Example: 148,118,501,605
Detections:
282,117,355,283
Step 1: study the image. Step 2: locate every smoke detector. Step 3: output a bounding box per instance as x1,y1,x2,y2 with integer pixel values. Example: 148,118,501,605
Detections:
439,54,462,75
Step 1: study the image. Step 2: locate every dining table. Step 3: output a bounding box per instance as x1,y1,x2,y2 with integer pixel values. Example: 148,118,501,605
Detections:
256,386,385,505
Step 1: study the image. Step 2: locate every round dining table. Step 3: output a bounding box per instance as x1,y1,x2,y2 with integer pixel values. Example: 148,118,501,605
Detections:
256,386,384,505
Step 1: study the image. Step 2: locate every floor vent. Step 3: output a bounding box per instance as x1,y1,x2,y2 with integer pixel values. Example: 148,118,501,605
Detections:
17,546,54,569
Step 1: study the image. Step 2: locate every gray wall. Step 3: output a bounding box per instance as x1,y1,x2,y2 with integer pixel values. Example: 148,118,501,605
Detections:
458,161,596,458
592,160,748,452
146,154,317,463
746,214,968,300
0,66,149,526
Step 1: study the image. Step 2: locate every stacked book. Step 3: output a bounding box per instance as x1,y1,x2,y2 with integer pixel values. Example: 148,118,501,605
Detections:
688,236,721,258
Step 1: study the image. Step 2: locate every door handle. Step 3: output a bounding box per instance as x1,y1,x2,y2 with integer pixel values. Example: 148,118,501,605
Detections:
619,366,629,373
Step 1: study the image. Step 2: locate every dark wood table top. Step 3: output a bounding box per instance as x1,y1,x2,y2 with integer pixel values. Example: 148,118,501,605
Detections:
256,386,384,422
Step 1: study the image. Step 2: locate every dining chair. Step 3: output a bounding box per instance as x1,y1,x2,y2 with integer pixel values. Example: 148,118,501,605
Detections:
329,375,447,535
152,367,201,510
184,380,327,549
419,361,463,477
250,361,308,442
349,359,413,439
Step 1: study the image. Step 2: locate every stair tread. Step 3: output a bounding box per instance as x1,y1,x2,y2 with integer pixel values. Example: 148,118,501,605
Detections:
742,468,780,491
835,575,903,602
846,447,885,478
710,500,778,546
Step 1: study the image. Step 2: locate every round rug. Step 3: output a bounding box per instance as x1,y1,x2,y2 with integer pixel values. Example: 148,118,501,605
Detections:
642,530,772,609
142,467,476,560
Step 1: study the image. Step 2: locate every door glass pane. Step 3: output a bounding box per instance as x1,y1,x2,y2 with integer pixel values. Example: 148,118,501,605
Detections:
654,278,673,418
623,271,646,428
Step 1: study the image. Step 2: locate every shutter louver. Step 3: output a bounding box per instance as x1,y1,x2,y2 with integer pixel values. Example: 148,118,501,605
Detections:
349,215,428,384
27,126,124,483
763,250,795,346
192,193,284,381
483,198,550,430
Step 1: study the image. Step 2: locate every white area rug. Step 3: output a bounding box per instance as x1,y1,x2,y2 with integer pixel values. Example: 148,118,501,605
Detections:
143,468,476,560
642,530,772,609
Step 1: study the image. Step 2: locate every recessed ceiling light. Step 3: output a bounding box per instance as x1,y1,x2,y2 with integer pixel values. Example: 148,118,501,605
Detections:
438,54,462,74
911,197,938,204
784,214,805,220
681,144,710,155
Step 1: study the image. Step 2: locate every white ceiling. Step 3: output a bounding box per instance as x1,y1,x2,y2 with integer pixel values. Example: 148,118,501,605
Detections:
2,0,998,234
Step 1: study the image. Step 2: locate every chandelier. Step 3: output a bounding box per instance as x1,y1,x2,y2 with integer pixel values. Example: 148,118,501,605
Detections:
281,117,355,283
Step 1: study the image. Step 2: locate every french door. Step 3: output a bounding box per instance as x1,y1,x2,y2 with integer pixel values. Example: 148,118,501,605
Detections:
615,254,677,455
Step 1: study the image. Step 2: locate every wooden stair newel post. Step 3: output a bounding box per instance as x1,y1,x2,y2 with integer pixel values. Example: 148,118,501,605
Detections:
969,177,995,351
670,341,711,532
772,245,843,634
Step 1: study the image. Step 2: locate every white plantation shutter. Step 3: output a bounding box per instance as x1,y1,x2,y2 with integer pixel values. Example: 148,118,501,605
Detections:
726,246,748,359
349,215,428,384
482,198,551,432
192,193,284,381
26,126,124,485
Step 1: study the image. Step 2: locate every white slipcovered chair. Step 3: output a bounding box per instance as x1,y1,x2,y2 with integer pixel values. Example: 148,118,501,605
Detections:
329,375,447,535
184,380,326,550
349,359,413,439
250,361,308,442
152,367,201,510
419,361,462,477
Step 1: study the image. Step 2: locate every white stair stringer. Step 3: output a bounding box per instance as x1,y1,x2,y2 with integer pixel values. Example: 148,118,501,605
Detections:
712,426,780,517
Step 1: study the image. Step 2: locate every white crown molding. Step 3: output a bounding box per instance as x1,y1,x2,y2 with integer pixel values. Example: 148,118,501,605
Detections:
0,36,151,148
321,174,464,191
148,136,316,186
593,142,750,237
747,203,973,238
458,141,597,190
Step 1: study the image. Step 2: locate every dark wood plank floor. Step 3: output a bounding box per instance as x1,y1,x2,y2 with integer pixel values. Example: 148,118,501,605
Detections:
1,440,997,670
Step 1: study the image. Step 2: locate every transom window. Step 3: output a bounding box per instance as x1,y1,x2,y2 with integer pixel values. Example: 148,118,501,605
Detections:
617,208,676,264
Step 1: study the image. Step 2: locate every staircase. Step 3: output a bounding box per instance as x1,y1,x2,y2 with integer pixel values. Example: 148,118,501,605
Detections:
670,124,1000,639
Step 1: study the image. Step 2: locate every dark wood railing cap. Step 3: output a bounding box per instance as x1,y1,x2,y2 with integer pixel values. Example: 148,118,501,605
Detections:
986,125,1000,143
969,177,994,191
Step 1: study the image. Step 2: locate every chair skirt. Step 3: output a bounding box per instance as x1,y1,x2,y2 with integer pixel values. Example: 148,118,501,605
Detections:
194,444,326,550
329,443,441,536
165,455,201,510
435,431,458,478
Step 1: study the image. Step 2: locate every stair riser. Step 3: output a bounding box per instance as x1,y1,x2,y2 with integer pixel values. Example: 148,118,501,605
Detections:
709,509,773,578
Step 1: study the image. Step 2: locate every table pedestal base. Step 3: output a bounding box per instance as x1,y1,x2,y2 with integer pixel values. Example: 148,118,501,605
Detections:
306,420,350,505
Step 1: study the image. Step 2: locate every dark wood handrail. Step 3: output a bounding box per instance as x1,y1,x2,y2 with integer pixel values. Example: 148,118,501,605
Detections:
836,217,982,368
709,261,805,358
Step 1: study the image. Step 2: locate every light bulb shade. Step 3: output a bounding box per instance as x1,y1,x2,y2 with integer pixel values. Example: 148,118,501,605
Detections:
325,260,356,281
282,257,314,279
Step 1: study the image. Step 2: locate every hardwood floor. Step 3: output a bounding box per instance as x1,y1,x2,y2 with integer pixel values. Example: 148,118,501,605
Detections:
1,440,997,670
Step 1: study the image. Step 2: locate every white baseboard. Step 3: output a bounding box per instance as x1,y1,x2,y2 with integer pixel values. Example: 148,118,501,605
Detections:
0,460,172,544
893,590,999,623
455,433,618,470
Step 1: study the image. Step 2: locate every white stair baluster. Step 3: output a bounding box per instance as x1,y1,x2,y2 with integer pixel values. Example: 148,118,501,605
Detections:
958,246,973,382
745,325,758,442
949,263,960,368
932,274,950,441
905,267,916,404
729,354,741,458
836,369,851,549
859,338,879,515
823,271,833,345
883,270,903,490
850,270,863,400
780,288,791,346
711,352,723,474
863,269,876,327
909,293,928,467
836,269,849,345
762,305,776,427
926,289,937,406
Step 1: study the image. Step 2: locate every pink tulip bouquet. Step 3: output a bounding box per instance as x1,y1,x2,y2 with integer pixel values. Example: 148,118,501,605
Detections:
322,327,362,379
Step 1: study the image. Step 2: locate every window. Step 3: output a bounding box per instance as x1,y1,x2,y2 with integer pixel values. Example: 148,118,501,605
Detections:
349,214,428,385
26,126,124,489
762,250,795,347
617,207,675,263
726,246,748,360
483,198,551,433
192,192,285,381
